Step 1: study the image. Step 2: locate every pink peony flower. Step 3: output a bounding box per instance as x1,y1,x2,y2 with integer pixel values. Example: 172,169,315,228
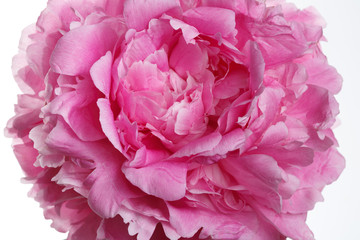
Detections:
6,0,344,239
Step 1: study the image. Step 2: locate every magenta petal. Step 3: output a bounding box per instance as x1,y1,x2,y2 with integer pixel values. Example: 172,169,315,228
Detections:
97,216,137,240
123,161,187,201
50,23,117,76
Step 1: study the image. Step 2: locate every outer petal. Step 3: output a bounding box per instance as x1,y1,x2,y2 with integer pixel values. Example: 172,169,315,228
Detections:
286,85,339,128
13,140,42,179
303,56,343,94
86,157,145,218
47,89,105,142
97,216,137,240
282,188,323,214
166,202,278,239
254,204,315,240
50,23,118,76
12,24,45,94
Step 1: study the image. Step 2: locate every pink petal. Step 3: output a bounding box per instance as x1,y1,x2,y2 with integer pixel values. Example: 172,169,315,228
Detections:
86,157,144,218
183,7,236,38
13,141,42,179
252,146,314,167
174,91,206,135
166,202,259,239
50,23,117,76
254,204,315,240
129,146,169,168
300,147,345,190
45,118,98,159
48,90,105,142
259,121,288,146
125,61,166,92
221,155,283,212
282,188,323,214
251,19,308,65
123,31,157,68
200,0,237,10
170,132,222,159
97,98,123,153
29,125,65,168
52,161,92,196
12,25,45,94
286,85,338,128
122,161,187,201
90,51,113,98
169,37,208,78
201,128,246,157
97,216,137,240
147,18,174,49
243,41,265,92
303,56,343,94
123,0,180,31
213,65,249,99
169,18,199,44
118,207,158,240
144,49,170,72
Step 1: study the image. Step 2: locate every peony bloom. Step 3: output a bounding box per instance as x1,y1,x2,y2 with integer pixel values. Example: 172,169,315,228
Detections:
6,0,344,239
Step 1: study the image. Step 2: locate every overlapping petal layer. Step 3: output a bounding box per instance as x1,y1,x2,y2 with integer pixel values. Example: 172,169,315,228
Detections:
7,0,344,239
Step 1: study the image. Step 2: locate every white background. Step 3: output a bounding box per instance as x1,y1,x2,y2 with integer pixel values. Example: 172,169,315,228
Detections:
0,0,359,239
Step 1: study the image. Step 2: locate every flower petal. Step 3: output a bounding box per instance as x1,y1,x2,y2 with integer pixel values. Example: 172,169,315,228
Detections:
123,161,187,201
50,23,118,76
123,0,180,31
183,7,236,38
90,51,113,98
